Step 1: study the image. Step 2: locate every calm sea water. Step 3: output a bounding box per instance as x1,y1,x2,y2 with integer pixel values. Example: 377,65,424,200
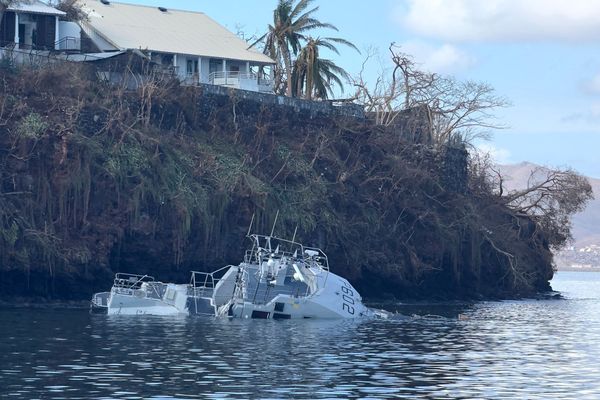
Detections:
1,271,599,399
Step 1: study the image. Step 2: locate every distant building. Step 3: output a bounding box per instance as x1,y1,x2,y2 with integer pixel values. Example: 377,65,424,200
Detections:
0,0,275,93
78,0,275,92
0,0,66,50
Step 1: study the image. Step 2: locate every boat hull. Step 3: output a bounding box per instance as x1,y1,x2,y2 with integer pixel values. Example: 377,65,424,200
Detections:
231,273,373,319
106,283,189,315
106,293,186,315
90,291,109,314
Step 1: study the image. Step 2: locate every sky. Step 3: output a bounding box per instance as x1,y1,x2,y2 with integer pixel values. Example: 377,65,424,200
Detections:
120,0,600,178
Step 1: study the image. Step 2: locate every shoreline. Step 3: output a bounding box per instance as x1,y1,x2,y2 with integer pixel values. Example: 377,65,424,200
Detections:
556,268,600,273
0,298,90,309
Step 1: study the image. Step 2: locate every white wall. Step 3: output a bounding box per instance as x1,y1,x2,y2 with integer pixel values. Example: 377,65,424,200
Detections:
200,57,210,83
58,21,81,50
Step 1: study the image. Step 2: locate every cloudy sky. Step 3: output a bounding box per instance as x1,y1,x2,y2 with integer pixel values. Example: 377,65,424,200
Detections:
123,0,600,178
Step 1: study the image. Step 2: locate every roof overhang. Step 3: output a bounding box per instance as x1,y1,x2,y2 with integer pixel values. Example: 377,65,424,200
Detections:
8,1,66,16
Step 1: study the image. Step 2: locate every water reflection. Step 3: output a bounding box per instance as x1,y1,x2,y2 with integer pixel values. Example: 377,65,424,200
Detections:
1,272,600,399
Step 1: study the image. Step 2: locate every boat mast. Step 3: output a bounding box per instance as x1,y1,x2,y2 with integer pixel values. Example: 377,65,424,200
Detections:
270,210,279,238
246,213,255,237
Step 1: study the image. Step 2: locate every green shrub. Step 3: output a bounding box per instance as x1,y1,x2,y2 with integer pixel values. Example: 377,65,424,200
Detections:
15,112,48,139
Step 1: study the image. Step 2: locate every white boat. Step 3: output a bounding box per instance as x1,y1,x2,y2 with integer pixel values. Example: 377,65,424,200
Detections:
92,273,190,315
210,234,384,319
91,235,388,319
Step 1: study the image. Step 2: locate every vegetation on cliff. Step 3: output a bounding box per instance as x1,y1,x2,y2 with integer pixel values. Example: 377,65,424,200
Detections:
0,60,591,300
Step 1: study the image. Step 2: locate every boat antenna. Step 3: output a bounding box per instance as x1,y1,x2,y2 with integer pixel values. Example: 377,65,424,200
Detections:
291,225,298,243
246,213,255,237
270,210,279,237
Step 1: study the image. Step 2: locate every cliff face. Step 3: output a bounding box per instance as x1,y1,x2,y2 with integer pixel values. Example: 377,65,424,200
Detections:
0,64,554,300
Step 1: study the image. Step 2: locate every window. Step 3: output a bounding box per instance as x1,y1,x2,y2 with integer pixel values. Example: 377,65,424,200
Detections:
186,59,198,75
161,54,174,65
165,289,177,301
209,59,222,74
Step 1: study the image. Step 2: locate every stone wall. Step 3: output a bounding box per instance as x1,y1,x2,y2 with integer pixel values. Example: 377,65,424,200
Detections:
197,83,366,119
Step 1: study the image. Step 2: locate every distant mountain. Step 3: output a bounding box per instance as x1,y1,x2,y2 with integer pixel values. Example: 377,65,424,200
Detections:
498,162,600,247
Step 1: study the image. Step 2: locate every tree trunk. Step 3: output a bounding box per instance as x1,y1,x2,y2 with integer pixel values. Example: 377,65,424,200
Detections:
306,50,314,100
280,42,293,97
403,73,410,109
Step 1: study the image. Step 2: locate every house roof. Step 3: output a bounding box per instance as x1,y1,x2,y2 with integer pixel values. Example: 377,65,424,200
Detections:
79,0,274,65
8,0,66,16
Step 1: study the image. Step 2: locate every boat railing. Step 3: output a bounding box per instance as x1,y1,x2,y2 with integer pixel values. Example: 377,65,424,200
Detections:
303,248,329,272
245,234,330,272
243,249,298,264
247,279,311,305
113,273,155,289
243,242,330,289
189,266,232,298
302,246,330,285
111,273,164,300
91,291,110,307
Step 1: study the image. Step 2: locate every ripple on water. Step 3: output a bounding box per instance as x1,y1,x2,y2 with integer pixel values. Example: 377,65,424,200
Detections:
1,273,600,399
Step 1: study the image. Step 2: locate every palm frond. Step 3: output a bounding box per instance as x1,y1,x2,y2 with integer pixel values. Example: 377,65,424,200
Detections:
311,39,340,54
290,0,317,20
322,37,360,53
294,20,338,32
248,31,270,50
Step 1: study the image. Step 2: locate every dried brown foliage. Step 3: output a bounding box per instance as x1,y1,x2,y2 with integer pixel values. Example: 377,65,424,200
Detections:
352,44,510,147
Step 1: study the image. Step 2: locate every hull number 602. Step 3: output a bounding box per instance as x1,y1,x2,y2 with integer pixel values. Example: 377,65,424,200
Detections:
341,281,355,315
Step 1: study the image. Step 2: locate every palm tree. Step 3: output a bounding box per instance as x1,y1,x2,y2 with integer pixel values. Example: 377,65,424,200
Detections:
252,0,336,96
292,37,358,100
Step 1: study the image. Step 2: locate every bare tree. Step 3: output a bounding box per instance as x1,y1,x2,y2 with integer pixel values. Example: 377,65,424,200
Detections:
49,0,88,22
234,23,259,45
427,78,509,147
352,46,409,126
469,153,594,249
468,150,505,197
501,166,593,249
353,43,509,147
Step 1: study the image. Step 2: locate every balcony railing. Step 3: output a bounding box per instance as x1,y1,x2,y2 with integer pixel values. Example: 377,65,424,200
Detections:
208,71,273,93
55,36,81,51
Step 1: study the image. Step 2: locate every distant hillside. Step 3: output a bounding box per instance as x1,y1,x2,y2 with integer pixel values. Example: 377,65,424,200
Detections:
499,162,600,247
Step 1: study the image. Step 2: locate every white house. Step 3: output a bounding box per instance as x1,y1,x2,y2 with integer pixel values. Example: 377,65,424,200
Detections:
0,0,65,50
78,0,276,93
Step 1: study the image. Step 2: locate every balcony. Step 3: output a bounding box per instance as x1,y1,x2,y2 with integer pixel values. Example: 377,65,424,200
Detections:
208,71,273,93
55,36,81,52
